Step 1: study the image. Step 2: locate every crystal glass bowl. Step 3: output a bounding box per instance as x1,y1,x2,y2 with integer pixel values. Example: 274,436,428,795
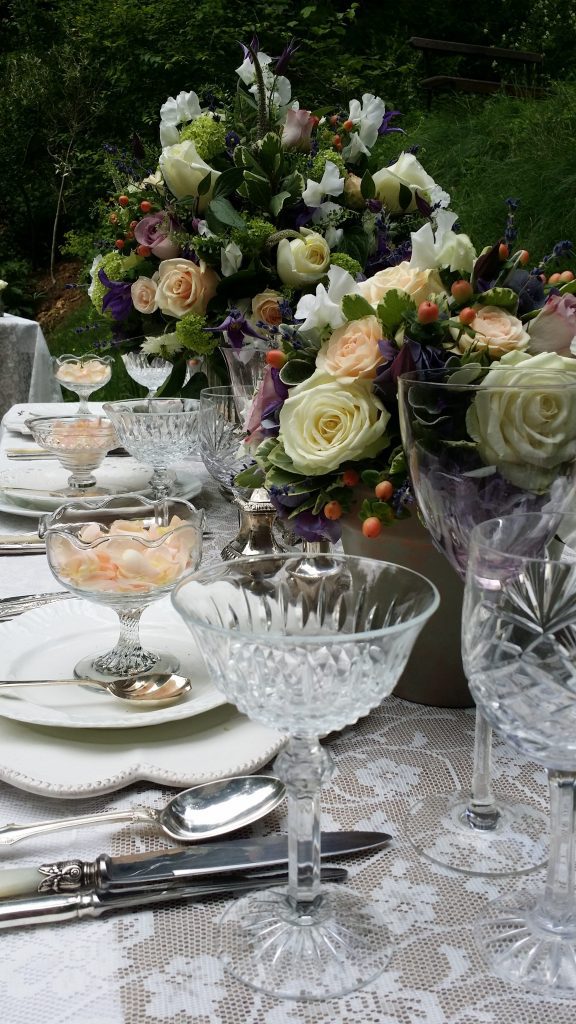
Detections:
103,399,201,499
121,352,172,397
198,385,254,498
53,354,113,414
26,415,118,493
43,494,204,681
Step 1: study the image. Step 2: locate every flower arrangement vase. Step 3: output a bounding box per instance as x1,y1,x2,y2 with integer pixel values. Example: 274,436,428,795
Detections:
340,513,472,708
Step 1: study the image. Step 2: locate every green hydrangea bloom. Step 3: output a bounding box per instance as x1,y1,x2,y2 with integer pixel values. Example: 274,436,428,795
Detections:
175,313,218,355
231,218,275,257
88,250,128,314
329,252,362,277
179,116,227,161
310,148,346,181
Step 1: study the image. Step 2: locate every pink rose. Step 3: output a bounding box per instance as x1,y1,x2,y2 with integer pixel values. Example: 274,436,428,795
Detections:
316,316,384,381
131,275,159,314
281,109,315,151
528,294,576,357
134,214,180,259
454,305,529,358
155,258,220,318
252,289,283,326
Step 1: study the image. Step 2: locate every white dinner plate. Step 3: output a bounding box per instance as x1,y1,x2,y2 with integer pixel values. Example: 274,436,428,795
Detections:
2,402,106,436
0,599,227,729
0,707,285,798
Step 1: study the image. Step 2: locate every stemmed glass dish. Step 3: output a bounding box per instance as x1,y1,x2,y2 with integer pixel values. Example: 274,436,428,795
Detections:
198,385,255,499
121,352,172,397
172,552,438,1000
103,398,201,500
464,512,576,997
398,366,576,876
43,494,204,683
26,416,118,494
53,354,113,415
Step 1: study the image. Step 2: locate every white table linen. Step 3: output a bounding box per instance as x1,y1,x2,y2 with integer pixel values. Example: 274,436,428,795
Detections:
0,315,62,420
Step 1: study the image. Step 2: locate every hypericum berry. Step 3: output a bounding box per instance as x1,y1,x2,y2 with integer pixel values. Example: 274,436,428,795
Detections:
118,195,129,207
417,301,439,324
115,238,125,249
342,118,354,131
129,220,138,229
140,200,153,213
332,134,342,149
548,273,562,285
329,114,339,126
125,230,134,240
459,307,476,326
108,212,118,225
374,480,394,501
324,500,342,521
342,468,360,487
136,244,151,257
518,249,530,265
498,242,509,260
362,516,382,539
265,349,286,369
560,270,575,283
450,279,473,303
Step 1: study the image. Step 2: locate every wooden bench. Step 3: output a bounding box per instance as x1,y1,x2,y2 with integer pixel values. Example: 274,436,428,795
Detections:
409,37,546,109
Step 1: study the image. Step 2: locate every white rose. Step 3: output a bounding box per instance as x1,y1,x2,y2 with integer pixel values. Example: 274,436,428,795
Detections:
276,230,330,287
357,261,445,307
131,275,159,315
159,140,220,212
279,371,389,475
155,258,220,318
372,153,438,214
466,350,576,491
454,306,530,358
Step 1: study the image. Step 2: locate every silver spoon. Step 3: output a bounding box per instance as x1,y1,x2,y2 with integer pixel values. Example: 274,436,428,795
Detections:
0,673,192,706
0,775,286,847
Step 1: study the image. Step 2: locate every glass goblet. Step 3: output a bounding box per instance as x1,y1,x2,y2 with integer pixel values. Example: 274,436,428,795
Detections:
43,494,204,683
464,511,576,997
172,553,438,1000
221,344,267,397
198,385,255,499
398,366,576,876
53,354,113,415
121,352,172,397
103,398,201,500
26,416,118,494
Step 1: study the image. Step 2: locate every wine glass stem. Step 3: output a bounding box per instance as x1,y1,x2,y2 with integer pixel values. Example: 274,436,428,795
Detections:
534,770,576,934
275,736,333,911
465,712,500,830
151,467,172,500
78,395,91,416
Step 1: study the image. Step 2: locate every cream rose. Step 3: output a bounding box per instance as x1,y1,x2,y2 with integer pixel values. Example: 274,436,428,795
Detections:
455,306,530,358
372,153,438,214
466,350,576,491
316,316,384,381
155,258,219,318
131,275,159,314
278,371,389,475
276,230,330,287
252,289,283,326
357,261,445,308
158,140,220,212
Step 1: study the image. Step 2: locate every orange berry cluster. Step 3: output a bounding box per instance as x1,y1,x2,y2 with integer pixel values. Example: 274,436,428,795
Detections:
111,197,155,254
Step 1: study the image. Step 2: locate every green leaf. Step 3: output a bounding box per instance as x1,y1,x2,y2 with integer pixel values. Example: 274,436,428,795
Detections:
205,196,246,234
376,290,415,334
241,171,272,208
265,466,308,489
560,279,576,295
257,132,283,177
338,222,371,267
156,356,187,397
233,146,265,175
398,182,414,211
360,170,375,200
267,442,296,471
279,358,316,386
341,293,377,322
280,170,304,201
476,287,519,313
235,464,265,488
212,167,244,199
196,170,213,197
270,191,292,218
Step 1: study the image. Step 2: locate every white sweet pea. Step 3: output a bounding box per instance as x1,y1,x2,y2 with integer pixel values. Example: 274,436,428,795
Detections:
294,265,358,333
325,226,344,249
236,51,273,87
0,279,7,292
236,51,291,108
372,152,440,214
196,219,216,238
160,90,202,146
310,201,342,225
220,242,243,277
348,93,386,150
302,161,344,208
342,132,370,162
410,210,476,274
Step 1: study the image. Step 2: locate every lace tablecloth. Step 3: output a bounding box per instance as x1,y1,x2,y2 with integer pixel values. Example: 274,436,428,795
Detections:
0,315,63,420
0,417,571,1024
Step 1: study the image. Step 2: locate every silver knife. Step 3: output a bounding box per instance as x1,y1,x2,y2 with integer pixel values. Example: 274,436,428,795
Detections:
0,867,348,930
0,832,391,898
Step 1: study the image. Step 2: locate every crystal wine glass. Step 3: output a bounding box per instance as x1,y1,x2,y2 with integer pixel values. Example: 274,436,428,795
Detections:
121,352,172,397
397,366,576,876
198,385,255,499
103,398,201,500
26,415,118,494
172,552,438,1000
464,511,576,997
53,354,113,415
43,494,204,682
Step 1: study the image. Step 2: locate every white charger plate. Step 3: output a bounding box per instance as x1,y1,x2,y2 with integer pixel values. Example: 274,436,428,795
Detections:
2,402,106,436
0,599,227,729
0,706,284,798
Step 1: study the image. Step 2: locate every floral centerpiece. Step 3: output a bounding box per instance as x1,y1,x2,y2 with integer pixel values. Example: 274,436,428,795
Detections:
83,35,453,393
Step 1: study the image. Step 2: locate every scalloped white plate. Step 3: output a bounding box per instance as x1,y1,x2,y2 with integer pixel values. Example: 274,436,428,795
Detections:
0,707,284,798
0,599,227,729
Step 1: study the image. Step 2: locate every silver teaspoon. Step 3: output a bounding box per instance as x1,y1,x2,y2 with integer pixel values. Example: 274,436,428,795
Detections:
0,775,286,847
0,673,191,706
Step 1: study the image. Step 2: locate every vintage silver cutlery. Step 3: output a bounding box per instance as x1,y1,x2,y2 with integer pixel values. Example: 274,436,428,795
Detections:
0,775,286,848
0,671,192,706
0,592,74,620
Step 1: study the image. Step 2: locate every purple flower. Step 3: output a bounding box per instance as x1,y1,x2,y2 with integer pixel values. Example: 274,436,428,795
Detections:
239,35,260,61
378,110,404,135
268,491,341,543
134,214,179,259
98,269,133,321
274,38,301,76
207,308,265,349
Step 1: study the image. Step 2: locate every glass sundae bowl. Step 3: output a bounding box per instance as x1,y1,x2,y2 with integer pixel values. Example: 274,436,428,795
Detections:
53,354,113,414
121,352,172,398
26,416,118,494
103,399,201,500
42,495,205,682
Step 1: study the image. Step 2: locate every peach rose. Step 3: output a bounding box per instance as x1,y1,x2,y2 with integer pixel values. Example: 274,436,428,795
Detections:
454,305,530,358
252,289,283,326
131,275,159,314
155,258,220,318
316,315,384,381
357,261,444,307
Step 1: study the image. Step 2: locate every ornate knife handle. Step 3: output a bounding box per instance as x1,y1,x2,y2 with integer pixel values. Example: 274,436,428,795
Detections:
0,807,159,846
